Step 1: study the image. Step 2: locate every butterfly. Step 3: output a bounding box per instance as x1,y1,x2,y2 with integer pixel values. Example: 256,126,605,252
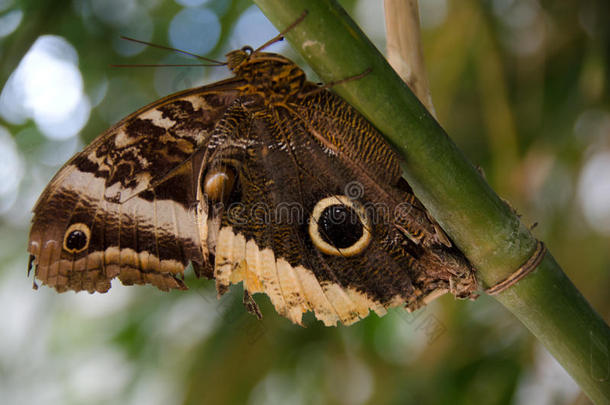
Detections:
27,16,477,326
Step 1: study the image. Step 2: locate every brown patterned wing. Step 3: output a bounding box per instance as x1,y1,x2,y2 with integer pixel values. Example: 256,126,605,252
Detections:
203,92,476,326
28,79,242,293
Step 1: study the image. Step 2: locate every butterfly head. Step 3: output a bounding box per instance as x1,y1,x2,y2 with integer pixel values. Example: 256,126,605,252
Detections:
225,46,254,70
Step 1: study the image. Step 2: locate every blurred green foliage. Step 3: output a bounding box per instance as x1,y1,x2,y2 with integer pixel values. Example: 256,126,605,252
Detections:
0,1,608,404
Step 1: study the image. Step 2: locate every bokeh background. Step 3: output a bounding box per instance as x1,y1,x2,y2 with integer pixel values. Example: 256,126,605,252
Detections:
1,0,609,404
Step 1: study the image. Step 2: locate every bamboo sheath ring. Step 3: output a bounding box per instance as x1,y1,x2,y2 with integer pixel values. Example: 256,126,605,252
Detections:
485,241,547,295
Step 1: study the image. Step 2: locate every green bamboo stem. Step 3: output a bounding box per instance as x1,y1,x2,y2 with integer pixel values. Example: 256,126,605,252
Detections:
252,0,610,402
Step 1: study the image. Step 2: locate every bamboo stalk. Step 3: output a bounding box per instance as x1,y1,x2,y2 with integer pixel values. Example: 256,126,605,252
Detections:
252,0,610,402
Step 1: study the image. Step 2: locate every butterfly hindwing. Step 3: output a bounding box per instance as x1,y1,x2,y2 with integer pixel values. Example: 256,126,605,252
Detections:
202,93,470,326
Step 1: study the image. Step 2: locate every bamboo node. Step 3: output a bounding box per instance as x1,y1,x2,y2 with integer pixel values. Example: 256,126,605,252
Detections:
485,241,546,295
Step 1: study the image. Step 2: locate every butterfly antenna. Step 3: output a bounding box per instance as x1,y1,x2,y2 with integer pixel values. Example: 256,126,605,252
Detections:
120,36,226,66
110,63,220,68
253,10,308,53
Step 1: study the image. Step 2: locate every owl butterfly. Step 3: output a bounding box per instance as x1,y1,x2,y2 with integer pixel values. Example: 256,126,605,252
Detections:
28,14,477,326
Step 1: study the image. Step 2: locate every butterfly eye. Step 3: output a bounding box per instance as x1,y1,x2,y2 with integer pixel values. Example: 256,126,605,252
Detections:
63,223,91,254
203,166,236,203
308,195,372,257
241,46,253,55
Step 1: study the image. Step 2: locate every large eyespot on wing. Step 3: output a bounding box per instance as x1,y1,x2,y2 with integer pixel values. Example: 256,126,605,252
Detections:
63,223,91,254
308,195,372,257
